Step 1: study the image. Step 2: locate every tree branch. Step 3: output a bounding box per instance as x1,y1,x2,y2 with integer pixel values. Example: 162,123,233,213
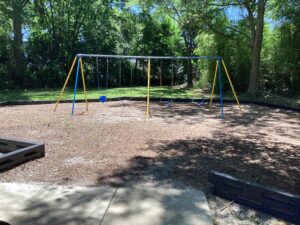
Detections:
242,0,256,43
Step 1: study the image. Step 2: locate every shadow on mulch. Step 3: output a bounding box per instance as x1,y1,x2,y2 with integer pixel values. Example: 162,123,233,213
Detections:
95,131,300,195
94,129,299,224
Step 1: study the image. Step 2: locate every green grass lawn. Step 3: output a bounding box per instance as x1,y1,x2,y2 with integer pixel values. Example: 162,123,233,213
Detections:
0,86,299,108
0,86,209,102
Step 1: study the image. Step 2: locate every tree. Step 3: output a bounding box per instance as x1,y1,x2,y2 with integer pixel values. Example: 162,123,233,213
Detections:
204,0,268,96
0,0,29,87
0,0,297,97
268,0,300,95
33,0,94,61
31,0,98,86
244,0,268,97
156,0,209,88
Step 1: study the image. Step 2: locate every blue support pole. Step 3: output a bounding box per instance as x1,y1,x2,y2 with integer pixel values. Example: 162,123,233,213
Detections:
71,57,81,116
218,57,224,119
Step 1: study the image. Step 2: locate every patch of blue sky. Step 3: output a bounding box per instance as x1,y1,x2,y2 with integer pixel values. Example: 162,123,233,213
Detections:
23,26,30,41
226,5,275,29
225,6,246,23
128,5,156,15
129,5,142,14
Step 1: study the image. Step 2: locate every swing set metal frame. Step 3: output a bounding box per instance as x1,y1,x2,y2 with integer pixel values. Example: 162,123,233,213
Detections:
54,53,242,119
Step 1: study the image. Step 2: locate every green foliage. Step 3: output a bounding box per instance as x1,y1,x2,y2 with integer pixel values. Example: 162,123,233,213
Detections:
0,0,298,97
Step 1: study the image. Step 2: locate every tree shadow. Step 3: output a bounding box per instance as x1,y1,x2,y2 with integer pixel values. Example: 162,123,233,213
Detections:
95,131,300,194
0,184,114,225
222,104,300,127
0,90,31,102
107,101,300,134
95,131,299,224
107,100,218,124
100,188,213,225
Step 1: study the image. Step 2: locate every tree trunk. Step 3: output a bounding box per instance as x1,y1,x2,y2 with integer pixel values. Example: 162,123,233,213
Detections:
12,4,26,88
183,30,194,88
185,43,193,88
134,59,138,85
187,59,193,88
247,0,266,97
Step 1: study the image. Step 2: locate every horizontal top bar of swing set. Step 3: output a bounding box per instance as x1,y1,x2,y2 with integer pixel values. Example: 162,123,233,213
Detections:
76,53,222,60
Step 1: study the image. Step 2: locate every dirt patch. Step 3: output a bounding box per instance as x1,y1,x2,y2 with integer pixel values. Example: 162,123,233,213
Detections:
0,101,299,224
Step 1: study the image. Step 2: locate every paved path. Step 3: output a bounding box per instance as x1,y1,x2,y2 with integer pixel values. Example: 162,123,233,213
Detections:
0,183,213,225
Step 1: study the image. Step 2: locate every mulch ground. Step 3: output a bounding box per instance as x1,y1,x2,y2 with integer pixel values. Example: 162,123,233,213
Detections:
0,101,299,195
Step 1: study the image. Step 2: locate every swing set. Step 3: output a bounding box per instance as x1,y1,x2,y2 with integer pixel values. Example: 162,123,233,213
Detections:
54,54,242,119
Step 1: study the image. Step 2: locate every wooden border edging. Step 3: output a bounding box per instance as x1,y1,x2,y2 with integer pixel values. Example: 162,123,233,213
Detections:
0,138,45,172
208,171,300,224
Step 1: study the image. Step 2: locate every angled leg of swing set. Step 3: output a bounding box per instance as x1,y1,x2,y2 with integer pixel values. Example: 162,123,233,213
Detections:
209,60,219,111
54,56,78,112
80,58,88,112
221,60,242,113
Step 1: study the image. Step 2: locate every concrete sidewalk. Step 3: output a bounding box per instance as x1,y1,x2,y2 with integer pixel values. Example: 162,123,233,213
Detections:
0,183,213,225
100,187,213,225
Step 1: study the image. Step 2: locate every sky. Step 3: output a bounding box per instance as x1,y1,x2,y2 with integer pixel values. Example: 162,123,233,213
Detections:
226,6,246,22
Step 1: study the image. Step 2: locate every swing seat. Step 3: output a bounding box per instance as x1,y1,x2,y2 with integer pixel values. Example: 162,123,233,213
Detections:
193,99,206,106
160,99,173,106
99,96,107,103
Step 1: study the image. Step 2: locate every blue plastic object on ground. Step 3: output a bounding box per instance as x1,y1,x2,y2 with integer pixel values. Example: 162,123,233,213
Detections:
99,96,107,103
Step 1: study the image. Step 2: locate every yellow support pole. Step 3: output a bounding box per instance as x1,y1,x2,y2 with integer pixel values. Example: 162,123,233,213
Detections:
146,58,151,118
54,56,77,112
221,60,242,112
209,60,219,111
80,58,88,112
